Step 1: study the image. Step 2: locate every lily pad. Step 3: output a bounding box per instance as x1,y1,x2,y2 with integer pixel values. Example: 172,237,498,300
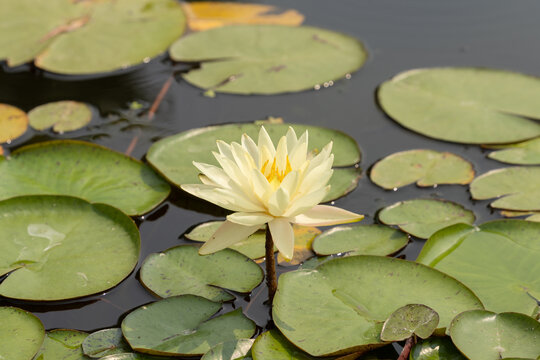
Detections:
273,255,483,356
140,245,263,302
324,167,362,202
170,25,367,95
251,330,318,360
0,140,170,216
28,101,92,133
312,224,408,256
378,199,475,239
380,304,439,341
470,167,540,211
0,0,185,74
0,103,28,144
377,68,540,144
448,310,540,360
416,220,540,315
82,328,131,358
410,337,466,360
0,307,45,360
98,354,176,360
121,295,256,356
486,137,540,165
201,339,254,360
370,150,474,190
34,329,88,360
147,122,360,202
0,195,140,300
500,210,540,222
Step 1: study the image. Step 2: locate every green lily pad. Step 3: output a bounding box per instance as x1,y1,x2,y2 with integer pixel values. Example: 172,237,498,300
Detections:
370,150,474,190
500,210,540,222
251,330,318,360
410,337,466,360
0,0,185,74
486,137,540,165
82,328,131,358
201,339,254,360
170,25,366,95
380,304,439,341
323,167,362,202
272,255,483,356
312,224,409,256
33,329,88,360
0,103,28,144
140,245,263,302
378,199,475,239
449,310,540,360
98,354,175,360
470,167,540,211
0,195,140,300
121,295,256,356
0,307,45,360
417,219,540,315
0,140,170,216
377,68,540,144
28,101,92,133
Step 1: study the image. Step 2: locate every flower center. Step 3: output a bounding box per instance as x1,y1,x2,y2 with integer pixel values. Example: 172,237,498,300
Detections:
261,156,292,188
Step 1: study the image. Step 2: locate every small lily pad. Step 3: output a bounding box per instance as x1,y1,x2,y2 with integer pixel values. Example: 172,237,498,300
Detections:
312,224,408,256
0,195,140,300
410,337,466,360
201,339,254,360
0,103,28,144
378,199,475,239
0,307,45,360
140,245,264,302
449,310,540,360
33,329,88,360
82,328,131,358
486,137,540,165
370,149,474,190
0,140,170,215
470,167,540,211
28,101,92,133
121,295,256,356
170,25,366,95
251,330,318,360
380,304,439,341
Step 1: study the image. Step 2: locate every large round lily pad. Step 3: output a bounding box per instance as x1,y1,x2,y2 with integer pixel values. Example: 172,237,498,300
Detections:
0,307,45,360
82,328,131,358
449,310,540,360
378,199,475,239
312,224,408,256
121,295,256,356
147,122,360,202
470,167,540,211
0,103,28,144
252,330,318,360
416,219,540,315
28,101,92,133
486,137,540,165
170,25,367,95
140,245,263,302
0,0,185,74
272,255,483,356
377,68,540,144
0,195,140,300
370,149,474,190
0,140,170,215
33,329,88,360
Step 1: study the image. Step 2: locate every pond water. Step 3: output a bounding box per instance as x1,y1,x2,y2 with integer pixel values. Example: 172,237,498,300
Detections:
1,0,540,355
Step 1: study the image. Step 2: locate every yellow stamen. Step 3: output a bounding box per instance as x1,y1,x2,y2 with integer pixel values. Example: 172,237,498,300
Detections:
263,156,292,185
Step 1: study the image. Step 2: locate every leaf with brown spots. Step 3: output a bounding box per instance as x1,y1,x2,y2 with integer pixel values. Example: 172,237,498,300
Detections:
0,104,28,144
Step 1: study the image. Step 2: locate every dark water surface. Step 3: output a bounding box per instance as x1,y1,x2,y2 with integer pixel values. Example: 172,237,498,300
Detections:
1,0,539,354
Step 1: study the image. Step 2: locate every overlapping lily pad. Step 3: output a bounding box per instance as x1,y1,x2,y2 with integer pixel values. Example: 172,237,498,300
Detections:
448,310,540,360
377,68,540,144
378,199,475,239
82,328,131,358
0,0,185,74
0,307,45,360
140,245,263,302
410,337,466,360
147,122,360,202
0,140,170,215
273,256,483,356
33,329,88,360
312,224,408,256
121,295,256,356
28,101,92,133
486,137,540,165
277,225,321,266
201,339,254,360
500,210,540,222
170,25,366,95
0,195,140,300
370,150,474,189
252,330,318,360
380,304,439,341
416,220,540,315
0,103,28,144
470,167,540,211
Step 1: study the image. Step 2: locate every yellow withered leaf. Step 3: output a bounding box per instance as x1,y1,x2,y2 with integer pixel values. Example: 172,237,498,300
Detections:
0,104,28,144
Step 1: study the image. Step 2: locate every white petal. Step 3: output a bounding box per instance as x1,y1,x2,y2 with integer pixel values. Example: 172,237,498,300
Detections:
285,127,298,153
284,185,330,217
199,220,260,255
268,218,295,261
231,142,256,177
259,145,274,177
213,152,247,187
242,133,259,167
291,205,364,226
289,131,308,169
193,161,231,188
268,187,290,216
181,184,264,212
307,141,333,171
275,136,288,173
298,157,334,195
258,126,276,158
251,169,273,202
227,212,274,226
216,140,234,160
279,171,299,197
199,174,216,186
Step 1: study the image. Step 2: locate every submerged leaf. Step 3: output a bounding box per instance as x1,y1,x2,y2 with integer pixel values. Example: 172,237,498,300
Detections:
0,307,45,360
0,104,28,144
28,101,92,133
410,337,466,360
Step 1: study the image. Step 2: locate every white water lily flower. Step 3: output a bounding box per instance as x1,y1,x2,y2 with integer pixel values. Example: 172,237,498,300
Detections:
181,126,363,260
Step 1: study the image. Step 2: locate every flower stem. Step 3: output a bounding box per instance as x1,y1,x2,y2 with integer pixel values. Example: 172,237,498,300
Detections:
397,337,415,360
265,226,277,302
